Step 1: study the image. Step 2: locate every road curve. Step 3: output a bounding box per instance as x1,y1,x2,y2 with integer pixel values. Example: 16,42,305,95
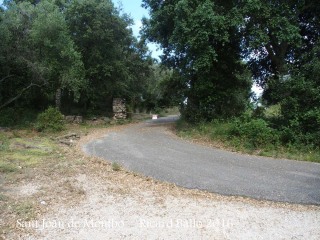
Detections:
83,116,320,205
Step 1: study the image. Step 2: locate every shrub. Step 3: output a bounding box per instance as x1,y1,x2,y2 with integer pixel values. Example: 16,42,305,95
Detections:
229,118,279,148
279,111,320,147
36,107,65,132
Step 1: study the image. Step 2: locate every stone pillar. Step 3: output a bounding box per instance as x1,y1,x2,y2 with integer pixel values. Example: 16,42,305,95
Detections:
113,98,127,120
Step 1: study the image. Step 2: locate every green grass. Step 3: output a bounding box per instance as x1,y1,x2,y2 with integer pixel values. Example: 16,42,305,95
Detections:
0,131,58,177
176,119,320,163
0,163,18,173
112,162,122,171
12,201,36,220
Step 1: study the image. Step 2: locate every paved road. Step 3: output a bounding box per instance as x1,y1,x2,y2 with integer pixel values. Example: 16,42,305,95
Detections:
83,116,320,205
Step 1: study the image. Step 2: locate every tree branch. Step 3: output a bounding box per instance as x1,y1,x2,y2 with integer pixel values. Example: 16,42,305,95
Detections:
0,75,14,84
0,83,44,110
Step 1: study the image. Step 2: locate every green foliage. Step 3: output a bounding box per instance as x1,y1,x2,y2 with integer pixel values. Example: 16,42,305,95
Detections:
0,0,153,116
179,112,280,150
177,117,320,162
142,0,251,122
240,1,301,83
139,64,179,112
0,0,85,111
36,107,65,132
252,106,266,119
30,0,86,99
273,41,320,146
0,133,9,151
264,104,281,118
238,0,319,94
143,0,320,149
65,0,153,112
229,117,280,149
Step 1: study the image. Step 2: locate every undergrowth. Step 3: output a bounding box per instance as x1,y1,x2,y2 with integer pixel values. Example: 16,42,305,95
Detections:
176,117,320,163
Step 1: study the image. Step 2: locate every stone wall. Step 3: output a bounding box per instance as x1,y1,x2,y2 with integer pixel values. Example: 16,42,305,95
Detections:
113,98,127,120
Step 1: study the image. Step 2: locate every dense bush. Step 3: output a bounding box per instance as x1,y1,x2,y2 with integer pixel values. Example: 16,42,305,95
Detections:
278,56,320,146
176,115,320,162
279,110,320,146
229,117,280,148
36,107,65,132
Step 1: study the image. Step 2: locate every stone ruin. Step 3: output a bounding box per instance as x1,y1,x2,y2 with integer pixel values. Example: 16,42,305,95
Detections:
113,98,127,120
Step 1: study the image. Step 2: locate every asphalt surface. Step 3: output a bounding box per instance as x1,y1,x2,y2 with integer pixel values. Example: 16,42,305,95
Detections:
84,116,320,205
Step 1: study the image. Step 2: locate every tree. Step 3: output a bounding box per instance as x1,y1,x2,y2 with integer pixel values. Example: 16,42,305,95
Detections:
0,1,44,109
124,38,154,112
30,0,85,109
238,0,320,103
142,0,251,121
64,0,156,114
0,0,85,110
141,64,180,112
65,0,133,112
279,40,320,145
1,0,154,115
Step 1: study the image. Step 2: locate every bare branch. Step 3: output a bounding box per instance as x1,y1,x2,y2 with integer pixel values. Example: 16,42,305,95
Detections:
0,83,45,110
0,75,14,84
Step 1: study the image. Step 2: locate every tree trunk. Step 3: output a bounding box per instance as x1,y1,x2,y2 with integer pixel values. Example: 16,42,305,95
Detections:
55,88,62,110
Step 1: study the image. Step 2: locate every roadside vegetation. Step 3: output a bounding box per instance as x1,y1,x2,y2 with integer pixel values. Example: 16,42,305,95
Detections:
176,106,320,163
